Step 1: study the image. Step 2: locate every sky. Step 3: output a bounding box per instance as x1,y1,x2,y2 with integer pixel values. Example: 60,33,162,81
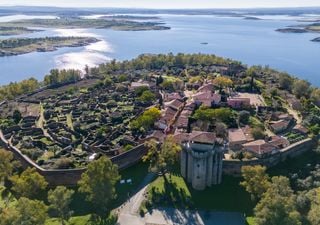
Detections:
0,0,319,9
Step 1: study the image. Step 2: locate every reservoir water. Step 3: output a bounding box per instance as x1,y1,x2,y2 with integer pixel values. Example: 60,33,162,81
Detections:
0,14,320,86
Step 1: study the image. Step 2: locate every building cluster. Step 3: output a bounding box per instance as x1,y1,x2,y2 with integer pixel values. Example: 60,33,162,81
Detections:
150,77,309,190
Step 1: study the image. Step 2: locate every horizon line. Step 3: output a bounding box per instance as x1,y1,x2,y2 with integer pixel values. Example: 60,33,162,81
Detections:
1,5,320,10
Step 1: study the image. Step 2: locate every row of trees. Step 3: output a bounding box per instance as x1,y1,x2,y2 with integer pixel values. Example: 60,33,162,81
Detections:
43,69,81,87
0,68,82,101
92,53,242,75
0,78,39,100
0,149,120,225
241,165,320,225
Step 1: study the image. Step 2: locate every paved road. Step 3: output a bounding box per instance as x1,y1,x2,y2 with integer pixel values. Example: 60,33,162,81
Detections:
117,173,155,225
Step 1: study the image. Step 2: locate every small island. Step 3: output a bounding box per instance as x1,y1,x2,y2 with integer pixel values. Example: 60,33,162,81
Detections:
276,22,320,37
0,36,99,56
311,37,320,42
243,16,261,20
276,28,308,33
0,26,42,36
0,17,170,31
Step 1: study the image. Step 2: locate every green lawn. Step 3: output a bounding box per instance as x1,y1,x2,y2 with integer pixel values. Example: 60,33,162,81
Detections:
46,214,117,225
113,162,149,207
46,215,91,225
147,174,254,214
246,217,257,225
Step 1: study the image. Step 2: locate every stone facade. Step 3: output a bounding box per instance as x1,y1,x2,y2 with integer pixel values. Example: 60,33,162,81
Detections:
181,142,224,190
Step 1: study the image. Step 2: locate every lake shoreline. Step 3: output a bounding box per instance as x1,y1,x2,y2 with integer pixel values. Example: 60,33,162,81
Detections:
0,36,100,57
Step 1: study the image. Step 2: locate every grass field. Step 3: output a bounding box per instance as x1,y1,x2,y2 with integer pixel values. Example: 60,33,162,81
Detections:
46,215,91,225
246,217,257,225
147,173,254,214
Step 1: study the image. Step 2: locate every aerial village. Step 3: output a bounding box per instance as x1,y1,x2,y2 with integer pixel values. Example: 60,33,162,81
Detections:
0,54,317,190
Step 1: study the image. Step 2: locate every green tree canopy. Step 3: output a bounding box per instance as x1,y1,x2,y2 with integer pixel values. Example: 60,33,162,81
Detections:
213,76,233,91
143,135,181,180
10,167,48,199
138,90,156,103
254,176,301,225
193,107,235,126
44,69,81,86
130,107,161,134
293,79,311,99
308,188,320,225
278,73,293,90
0,197,48,225
311,88,320,107
241,165,271,200
0,149,16,183
251,127,265,140
78,156,120,220
48,186,75,225
0,78,39,100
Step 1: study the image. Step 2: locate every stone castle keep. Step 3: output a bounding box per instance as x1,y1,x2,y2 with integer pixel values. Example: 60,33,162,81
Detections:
180,140,224,190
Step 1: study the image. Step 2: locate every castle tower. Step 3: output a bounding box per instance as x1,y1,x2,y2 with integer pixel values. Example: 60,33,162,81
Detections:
180,139,224,190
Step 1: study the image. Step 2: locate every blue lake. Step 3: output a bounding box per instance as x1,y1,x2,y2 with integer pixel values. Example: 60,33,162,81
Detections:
0,14,320,86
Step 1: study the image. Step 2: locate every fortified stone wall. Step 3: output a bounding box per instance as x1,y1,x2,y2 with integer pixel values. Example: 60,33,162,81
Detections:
0,132,147,186
223,138,316,176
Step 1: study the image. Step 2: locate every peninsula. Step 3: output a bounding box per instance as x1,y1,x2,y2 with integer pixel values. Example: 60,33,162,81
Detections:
0,36,99,56
0,26,41,36
0,17,170,31
276,22,320,37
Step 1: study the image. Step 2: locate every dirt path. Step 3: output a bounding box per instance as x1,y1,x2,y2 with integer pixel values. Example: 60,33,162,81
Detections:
285,105,302,124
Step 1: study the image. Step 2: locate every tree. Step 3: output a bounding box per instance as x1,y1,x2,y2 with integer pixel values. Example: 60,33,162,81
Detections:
130,107,161,134
143,136,181,181
103,77,113,86
254,176,301,225
134,86,149,96
215,122,227,139
293,79,311,99
241,165,271,200
246,67,256,92
138,90,156,103
10,167,48,199
279,73,293,90
118,74,128,82
0,197,48,225
251,127,265,140
12,110,21,124
78,156,120,220
238,110,250,125
213,76,233,91
193,107,235,126
160,79,177,91
48,186,74,225
84,64,89,77
0,78,39,101
308,188,320,225
0,149,15,183
311,88,320,107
